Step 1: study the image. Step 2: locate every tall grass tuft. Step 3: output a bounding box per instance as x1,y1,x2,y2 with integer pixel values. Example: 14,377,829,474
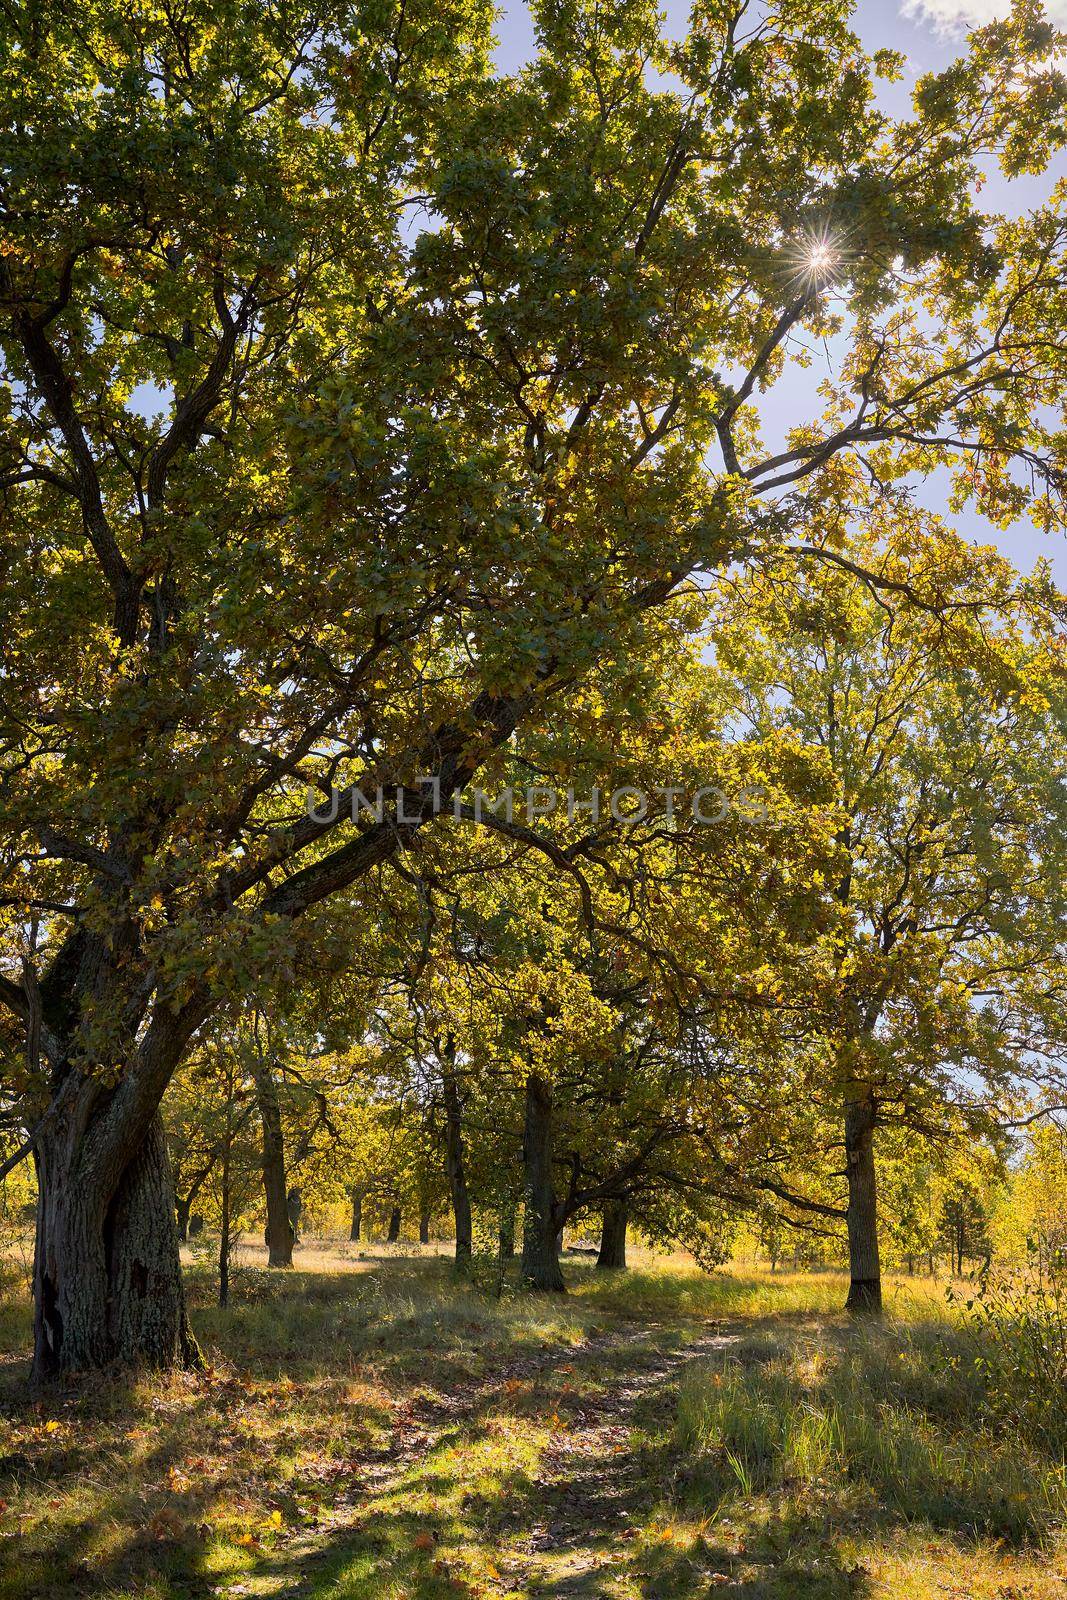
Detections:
674,1320,1067,1545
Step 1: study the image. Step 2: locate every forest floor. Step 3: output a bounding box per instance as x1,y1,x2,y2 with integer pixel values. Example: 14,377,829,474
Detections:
0,1242,1064,1600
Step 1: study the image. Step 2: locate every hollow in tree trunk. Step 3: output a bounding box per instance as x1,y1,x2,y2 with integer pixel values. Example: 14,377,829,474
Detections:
844,1092,882,1315
441,1043,473,1269
520,1072,565,1292
254,1061,294,1268
33,1110,198,1381
596,1199,628,1269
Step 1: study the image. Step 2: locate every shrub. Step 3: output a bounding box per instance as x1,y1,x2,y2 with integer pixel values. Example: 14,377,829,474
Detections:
949,1260,1067,1455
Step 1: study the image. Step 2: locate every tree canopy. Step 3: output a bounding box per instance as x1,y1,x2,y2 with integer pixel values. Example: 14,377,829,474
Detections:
1,0,1065,1372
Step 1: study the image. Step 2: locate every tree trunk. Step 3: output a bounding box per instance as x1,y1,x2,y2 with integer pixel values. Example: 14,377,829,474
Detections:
175,1193,192,1245
219,1125,231,1310
32,1111,198,1381
521,1072,565,1292
387,1205,401,1243
844,1094,882,1315
597,1200,628,1269
498,1207,516,1261
254,1061,294,1268
419,1202,431,1245
349,1188,363,1243
441,1047,473,1268
286,1187,302,1245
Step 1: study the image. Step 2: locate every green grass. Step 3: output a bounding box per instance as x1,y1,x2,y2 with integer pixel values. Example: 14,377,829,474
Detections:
673,1324,1067,1543
0,1243,1063,1599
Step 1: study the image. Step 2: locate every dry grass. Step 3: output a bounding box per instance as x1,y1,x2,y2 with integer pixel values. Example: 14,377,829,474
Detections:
0,1240,1062,1598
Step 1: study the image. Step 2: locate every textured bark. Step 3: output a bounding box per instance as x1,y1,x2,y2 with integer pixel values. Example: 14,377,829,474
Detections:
219,1126,232,1310
844,1093,882,1315
442,1051,473,1268
349,1188,363,1242
386,1205,401,1243
254,1062,294,1267
521,1072,565,1292
287,1187,302,1244
596,1200,628,1269
33,1112,198,1380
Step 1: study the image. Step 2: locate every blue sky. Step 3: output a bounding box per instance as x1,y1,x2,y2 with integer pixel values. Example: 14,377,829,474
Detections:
491,0,1067,584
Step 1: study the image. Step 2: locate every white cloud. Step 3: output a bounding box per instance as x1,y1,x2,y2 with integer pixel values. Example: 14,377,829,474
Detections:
902,0,1067,33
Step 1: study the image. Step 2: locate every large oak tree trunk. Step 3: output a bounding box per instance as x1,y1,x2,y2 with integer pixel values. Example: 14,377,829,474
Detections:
350,1187,364,1242
844,1093,882,1315
254,1062,294,1268
521,1072,564,1292
597,1200,628,1269
386,1205,402,1242
33,1111,198,1381
442,1050,473,1268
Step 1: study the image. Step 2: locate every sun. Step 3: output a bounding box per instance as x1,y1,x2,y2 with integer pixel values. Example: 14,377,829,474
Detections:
793,227,841,286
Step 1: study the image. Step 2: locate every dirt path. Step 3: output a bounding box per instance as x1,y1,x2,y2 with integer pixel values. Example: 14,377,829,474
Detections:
503,1327,740,1596
260,1320,741,1599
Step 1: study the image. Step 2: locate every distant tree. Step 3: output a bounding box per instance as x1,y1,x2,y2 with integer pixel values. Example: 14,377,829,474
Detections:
714,528,1067,1312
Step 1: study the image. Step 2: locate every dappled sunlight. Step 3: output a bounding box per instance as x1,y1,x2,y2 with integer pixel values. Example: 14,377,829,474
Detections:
0,1248,1063,1598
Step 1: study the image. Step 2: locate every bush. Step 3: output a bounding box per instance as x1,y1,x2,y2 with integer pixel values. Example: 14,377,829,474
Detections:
949,1260,1067,1454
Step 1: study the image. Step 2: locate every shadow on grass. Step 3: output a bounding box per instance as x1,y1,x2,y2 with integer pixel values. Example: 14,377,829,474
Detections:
0,1254,1060,1600
667,1318,1067,1559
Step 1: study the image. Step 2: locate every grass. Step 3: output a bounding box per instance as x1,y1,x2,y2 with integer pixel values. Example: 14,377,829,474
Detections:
0,1241,1062,1598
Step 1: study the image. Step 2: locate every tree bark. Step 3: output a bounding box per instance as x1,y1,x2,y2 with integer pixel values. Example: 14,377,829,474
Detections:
287,1187,302,1245
254,1061,293,1268
441,1046,473,1269
386,1205,401,1243
32,1111,198,1380
597,1200,628,1269
349,1187,363,1242
844,1093,882,1315
521,1072,565,1292
175,1193,192,1244
219,1121,232,1310
419,1201,431,1245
